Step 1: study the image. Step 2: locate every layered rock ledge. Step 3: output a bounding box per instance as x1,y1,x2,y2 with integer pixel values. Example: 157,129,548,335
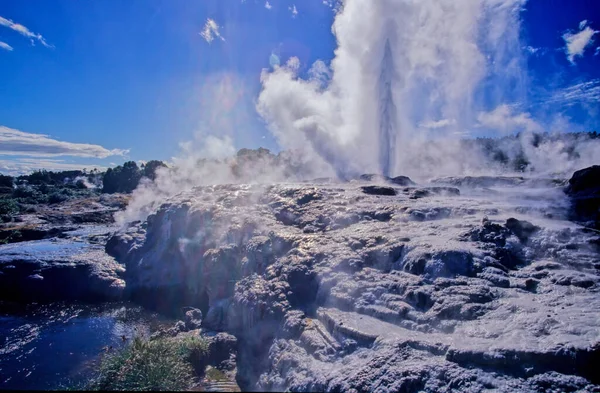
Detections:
107,175,600,392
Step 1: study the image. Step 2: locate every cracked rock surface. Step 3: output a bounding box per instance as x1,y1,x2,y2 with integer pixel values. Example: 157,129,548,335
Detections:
108,175,600,392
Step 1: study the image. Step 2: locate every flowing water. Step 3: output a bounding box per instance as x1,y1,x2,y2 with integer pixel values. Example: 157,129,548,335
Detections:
0,301,174,390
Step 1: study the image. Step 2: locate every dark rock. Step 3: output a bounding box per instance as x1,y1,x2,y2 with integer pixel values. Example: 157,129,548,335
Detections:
70,210,115,224
360,186,397,196
205,332,238,368
565,165,600,229
354,174,415,186
0,226,76,245
0,239,125,302
389,175,415,186
566,165,600,195
505,218,540,243
185,308,203,330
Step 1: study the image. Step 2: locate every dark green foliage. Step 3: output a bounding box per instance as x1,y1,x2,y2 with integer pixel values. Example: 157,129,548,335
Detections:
102,161,143,194
0,174,13,188
85,335,208,391
75,179,87,189
142,160,167,181
17,170,86,185
0,197,19,216
48,191,70,204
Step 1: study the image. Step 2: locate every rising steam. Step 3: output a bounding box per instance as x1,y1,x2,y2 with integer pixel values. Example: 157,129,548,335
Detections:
257,0,598,179
117,0,599,226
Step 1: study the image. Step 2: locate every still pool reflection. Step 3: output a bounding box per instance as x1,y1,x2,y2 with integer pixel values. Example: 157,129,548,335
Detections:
0,302,174,390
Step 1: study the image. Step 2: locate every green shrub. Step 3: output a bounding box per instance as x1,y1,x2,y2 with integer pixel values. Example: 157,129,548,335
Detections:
0,198,19,216
85,335,207,391
176,335,210,373
48,192,70,204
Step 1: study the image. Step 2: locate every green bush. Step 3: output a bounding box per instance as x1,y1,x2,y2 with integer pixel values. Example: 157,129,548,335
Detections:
48,192,70,204
0,198,19,216
85,335,207,391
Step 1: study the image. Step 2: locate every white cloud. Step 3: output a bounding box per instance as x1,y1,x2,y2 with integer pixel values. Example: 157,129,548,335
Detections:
286,57,301,70
289,5,298,17
419,119,456,129
0,158,108,175
546,79,600,107
0,41,13,51
477,105,542,134
0,15,52,48
200,18,225,44
562,20,598,64
524,45,539,54
0,126,128,158
308,60,332,86
595,46,599,56
265,1,272,10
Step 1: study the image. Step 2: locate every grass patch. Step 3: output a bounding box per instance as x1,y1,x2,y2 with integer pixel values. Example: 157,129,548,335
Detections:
84,335,209,391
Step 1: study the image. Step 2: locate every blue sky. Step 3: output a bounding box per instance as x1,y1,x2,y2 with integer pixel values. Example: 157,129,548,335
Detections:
0,0,598,174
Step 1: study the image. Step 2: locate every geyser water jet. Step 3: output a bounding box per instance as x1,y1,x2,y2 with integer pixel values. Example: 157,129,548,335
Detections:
257,0,531,178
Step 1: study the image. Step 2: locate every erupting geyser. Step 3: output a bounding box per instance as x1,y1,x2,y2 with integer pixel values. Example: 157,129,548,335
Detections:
257,0,535,179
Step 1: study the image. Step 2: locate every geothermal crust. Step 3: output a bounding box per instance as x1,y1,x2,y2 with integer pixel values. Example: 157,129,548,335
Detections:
106,175,599,392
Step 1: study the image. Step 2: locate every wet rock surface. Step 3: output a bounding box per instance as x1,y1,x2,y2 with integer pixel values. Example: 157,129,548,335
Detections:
107,174,600,392
0,239,125,302
0,194,128,302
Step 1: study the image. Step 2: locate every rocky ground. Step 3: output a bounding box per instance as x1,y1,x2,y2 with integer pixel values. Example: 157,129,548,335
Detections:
0,194,128,302
103,169,600,392
1,168,599,392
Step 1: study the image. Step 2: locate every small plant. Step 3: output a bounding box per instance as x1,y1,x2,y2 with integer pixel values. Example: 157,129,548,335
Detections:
177,335,210,373
84,334,208,391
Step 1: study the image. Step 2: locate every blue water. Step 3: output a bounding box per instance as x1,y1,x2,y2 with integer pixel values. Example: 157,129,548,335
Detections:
0,302,174,390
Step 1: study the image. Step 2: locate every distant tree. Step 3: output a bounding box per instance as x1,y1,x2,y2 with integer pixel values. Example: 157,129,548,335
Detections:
0,174,13,189
23,170,52,185
102,161,142,193
142,160,167,180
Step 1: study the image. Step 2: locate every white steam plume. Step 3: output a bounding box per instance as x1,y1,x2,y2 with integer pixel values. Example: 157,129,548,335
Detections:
257,0,540,180
118,0,600,225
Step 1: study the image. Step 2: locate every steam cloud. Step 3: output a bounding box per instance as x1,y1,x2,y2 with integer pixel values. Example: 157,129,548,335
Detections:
257,0,599,180
117,0,600,225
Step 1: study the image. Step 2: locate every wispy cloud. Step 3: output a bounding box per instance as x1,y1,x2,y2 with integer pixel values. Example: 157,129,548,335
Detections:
200,18,225,44
0,15,52,48
546,79,600,107
419,119,456,129
265,1,272,10
477,105,542,134
0,126,128,158
563,20,598,64
289,5,298,17
0,41,13,51
0,158,108,175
